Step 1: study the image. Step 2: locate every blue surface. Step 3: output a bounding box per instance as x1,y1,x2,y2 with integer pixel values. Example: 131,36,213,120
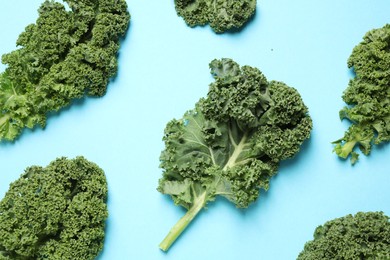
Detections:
1,0,390,259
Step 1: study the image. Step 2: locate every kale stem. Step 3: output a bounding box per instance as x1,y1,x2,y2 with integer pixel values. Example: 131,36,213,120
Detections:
0,114,10,128
222,132,248,171
338,140,358,158
159,191,207,251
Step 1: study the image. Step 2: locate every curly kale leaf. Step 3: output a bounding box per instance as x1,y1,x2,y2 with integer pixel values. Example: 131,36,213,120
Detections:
333,24,390,164
298,212,390,260
0,0,130,142
174,0,256,33
0,157,108,260
158,58,312,251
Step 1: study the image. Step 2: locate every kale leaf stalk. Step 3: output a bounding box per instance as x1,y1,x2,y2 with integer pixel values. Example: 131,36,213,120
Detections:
223,132,249,171
159,185,207,251
158,58,312,251
0,114,10,129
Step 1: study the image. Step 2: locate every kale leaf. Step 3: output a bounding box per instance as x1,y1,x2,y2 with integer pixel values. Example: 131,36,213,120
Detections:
158,58,312,251
0,0,130,141
0,157,108,260
298,212,390,260
174,0,256,33
333,24,390,164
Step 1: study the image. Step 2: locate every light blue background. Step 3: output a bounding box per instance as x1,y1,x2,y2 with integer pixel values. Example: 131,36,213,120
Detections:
1,1,389,259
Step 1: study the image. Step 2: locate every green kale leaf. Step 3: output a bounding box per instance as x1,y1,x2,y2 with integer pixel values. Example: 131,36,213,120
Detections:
298,212,390,260
174,0,256,33
0,157,108,260
158,58,312,251
333,24,390,164
0,0,130,142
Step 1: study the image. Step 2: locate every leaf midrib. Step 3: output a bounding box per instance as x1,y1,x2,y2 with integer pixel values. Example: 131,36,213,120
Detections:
222,132,249,171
